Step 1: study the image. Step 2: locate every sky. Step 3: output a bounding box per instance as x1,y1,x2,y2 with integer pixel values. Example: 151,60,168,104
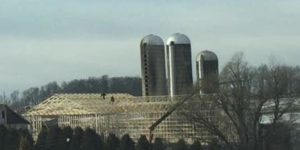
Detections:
0,0,299,93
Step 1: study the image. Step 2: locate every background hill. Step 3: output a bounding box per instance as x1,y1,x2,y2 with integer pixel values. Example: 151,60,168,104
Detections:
0,75,141,112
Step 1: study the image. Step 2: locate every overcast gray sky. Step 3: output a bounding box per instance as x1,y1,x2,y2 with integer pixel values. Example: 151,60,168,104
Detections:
0,0,299,93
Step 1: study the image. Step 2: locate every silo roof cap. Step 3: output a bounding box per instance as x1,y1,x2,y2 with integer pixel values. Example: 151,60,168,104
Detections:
197,50,218,61
141,34,164,45
167,33,190,45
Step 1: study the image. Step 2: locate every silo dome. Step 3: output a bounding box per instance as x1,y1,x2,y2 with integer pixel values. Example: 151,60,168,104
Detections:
141,34,164,46
166,33,190,45
196,50,218,61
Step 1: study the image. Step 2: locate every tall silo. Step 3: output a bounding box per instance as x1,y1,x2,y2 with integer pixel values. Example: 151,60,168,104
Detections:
196,50,219,94
140,34,167,96
166,33,193,96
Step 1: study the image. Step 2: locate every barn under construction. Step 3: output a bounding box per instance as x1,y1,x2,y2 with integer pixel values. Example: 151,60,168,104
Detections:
24,93,222,143
24,34,225,143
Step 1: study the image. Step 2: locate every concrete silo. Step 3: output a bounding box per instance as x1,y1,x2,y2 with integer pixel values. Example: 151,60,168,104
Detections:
166,33,193,96
196,50,219,94
140,34,167,96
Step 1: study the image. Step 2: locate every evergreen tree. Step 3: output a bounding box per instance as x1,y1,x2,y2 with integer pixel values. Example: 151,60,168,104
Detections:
45,126,61,150
94,131,104,150
119,134,135,150
174,139,187,150
0,125,7,150
189,141,203,150
18,129,34,150
18,135,32,150
69,127,83,150
207,138,220,150
57,126,73,150
153,138,165,150
4,128,19,150
105,133,120,150
35,126,48,150
80,127,103,150
136,135,150,150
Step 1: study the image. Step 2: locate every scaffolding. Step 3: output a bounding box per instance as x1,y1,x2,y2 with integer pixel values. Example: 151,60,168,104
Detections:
24,93,216,143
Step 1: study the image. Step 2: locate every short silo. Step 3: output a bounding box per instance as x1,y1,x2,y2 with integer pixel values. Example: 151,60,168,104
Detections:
196,50,219,94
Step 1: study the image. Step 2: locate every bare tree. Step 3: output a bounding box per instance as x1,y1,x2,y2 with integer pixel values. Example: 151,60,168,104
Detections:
183,52,299,150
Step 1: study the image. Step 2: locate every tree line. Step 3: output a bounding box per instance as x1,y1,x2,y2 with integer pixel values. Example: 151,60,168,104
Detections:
0,125,33,150
0,125,222,150
184,53,300,150
1,76,141,112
